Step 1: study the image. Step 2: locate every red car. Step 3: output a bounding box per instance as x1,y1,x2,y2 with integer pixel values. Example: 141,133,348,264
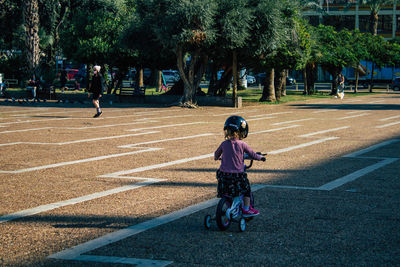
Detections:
66,69,79,80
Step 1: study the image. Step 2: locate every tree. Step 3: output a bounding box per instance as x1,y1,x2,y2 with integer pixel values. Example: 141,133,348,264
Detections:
359,0,395,35
315,25,357,94
348,30,369,92
123,0,177,91
61,0,136,88
363,32,390,91
213,0,253,106
0,0,23,51
0,0,25,83
23,0,40,77
270,1,312,98
248,0,286,102
157,0,218,106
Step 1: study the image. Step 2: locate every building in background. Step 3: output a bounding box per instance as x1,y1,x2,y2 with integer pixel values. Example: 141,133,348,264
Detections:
304,0,399,39
300,1,400,83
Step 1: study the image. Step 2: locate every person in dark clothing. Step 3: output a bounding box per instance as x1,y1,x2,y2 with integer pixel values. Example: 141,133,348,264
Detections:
88,65,105,118
60,69,67,92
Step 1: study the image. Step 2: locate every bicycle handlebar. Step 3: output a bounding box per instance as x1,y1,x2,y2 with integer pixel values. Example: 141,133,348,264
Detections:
244,152,266,170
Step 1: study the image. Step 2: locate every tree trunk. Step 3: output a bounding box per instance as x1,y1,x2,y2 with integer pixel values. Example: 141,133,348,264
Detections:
355,68,359,93
281,69,288,97
176,45,207,106
274,69,285,101
303,68,308,95
23,0,40,77
369,63,375,92
207,67,218,95
370,10,379,36
156,70,162,92
330,69,339,95
259,67,275,102
306,63,316,94
138,68,144,87
232,50,238,107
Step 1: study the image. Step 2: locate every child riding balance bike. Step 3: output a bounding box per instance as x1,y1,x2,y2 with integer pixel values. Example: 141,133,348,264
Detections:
204,115,266,232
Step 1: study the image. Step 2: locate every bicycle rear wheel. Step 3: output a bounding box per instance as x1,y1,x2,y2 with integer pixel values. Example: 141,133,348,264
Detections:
216,197,232,231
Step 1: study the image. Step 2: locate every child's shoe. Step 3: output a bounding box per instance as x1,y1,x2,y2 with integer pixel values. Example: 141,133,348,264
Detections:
242,207,259,217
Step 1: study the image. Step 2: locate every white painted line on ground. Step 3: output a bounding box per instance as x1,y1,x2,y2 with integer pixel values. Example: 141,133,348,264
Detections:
0,178,165,224
346,110,367,114
376,120,400,128
53,131,160,145
0,117,72,126
98,153,214,178
250,125,300,135
267,137,338,155
48,184,268,264
379,115,400,121
212,112,241,117
69,255,172,267
0,121,158,133
0,147,162,174
118,133,215,148
343,139,400,158
249,112,293,118
312,109,338,114
317,158,398,191
0,127,53,134
259,184,318,190
11,109,163,118
48,197,219,261
247,116,276,121
0,108,49,114
0,142,23,147
272,118,313,125
140,114,194,121
11,110,84,117
63,120,158,130
368,100,385,104
299,126,349,137
344,99,362,103
126,122,205,132
0,131,159,146
336,113,369,120
0,110,172,126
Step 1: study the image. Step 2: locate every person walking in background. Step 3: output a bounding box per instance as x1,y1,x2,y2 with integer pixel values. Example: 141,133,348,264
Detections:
60,69,67,92
336,73,345,99
88,65,105,118
27,75,38,100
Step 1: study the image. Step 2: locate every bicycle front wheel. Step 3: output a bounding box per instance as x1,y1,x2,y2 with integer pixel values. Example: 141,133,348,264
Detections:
216,197,232,231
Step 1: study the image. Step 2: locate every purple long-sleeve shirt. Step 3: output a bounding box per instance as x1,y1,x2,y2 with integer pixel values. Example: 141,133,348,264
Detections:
214,138,262,173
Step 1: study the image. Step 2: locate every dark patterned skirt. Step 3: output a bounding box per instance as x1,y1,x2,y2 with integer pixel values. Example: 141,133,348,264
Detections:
216,170,251,198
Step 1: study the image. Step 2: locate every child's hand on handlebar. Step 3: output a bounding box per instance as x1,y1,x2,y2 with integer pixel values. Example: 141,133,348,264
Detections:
256,152,267,161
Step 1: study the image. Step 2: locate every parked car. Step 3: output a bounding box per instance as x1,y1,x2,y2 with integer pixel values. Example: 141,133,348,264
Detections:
162,70,180,84
391,77,400,91
255,73,296,85
247,75,256,84
66,69,79,80
286,76,296,85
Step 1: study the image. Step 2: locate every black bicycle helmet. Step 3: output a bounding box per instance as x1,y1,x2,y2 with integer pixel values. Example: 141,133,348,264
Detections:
224,115,248,138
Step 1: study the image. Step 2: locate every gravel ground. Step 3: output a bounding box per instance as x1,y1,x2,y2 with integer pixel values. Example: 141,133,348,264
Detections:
0,93,399,266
